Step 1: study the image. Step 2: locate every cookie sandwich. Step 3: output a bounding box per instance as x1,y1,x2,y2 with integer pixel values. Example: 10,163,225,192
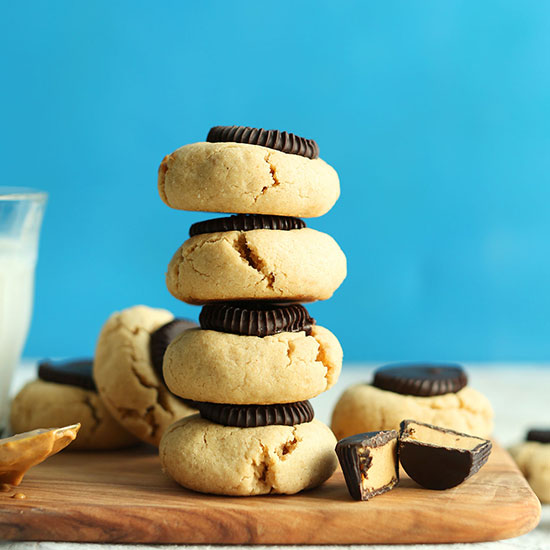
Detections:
157,126,346,495
331,363,493,440
158,126,339,217
166,214,345,304
93,305,198,446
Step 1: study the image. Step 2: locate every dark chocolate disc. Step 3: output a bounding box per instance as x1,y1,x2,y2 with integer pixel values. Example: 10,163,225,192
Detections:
199,302,315,337
149,318,198,378
206,125,319,159
527,429,550,443
38,359,96,392
197,400,314,427
372,363,468,397
189,214,306,237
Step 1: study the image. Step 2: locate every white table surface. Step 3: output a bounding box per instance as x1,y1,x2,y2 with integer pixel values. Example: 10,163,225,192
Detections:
2,362,549,549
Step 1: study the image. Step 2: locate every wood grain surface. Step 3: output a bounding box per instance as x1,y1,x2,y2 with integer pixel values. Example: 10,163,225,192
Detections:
0,442,541,544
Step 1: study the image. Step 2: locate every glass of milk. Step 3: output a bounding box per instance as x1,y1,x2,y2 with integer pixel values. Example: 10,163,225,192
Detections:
0,188,47,434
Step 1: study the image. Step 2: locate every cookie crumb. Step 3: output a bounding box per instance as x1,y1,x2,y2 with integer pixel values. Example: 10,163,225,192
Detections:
12,492,26,499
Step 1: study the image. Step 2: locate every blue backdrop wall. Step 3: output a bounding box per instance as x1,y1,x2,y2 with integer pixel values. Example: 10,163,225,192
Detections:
2,1,550,362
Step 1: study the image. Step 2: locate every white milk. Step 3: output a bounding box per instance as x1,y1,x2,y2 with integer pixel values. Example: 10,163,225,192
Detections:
0,239,36,431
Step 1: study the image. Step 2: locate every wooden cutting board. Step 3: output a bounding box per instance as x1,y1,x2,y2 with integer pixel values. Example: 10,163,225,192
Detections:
0,442,540,544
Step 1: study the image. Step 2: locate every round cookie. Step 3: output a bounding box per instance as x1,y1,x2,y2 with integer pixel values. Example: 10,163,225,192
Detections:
509,441,550,503
159,415,338,496
10,380,138,451
331,384,493,440
93,305,197,446
158,142,339,218
166,228,346,305
163,325,342,404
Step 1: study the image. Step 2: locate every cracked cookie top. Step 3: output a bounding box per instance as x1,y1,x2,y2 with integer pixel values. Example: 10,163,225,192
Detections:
160,416,337,496
158,141,339,217
93,305,198,447
166,228,347,305
10,379,139,451
163,324,343,404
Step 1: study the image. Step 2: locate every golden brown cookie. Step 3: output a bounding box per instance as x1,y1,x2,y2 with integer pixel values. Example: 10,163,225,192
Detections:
166,228,346,305
158,142,339,217
10,380,138,451
93,305,196,446
163,326,342,404
159,415,338,495
509,441,550,503
331,384,493,440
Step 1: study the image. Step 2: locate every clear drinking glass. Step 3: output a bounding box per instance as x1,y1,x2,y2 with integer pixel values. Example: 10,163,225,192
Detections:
0,188,47,434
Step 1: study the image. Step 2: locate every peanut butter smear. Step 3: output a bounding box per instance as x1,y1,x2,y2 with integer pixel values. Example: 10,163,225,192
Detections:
0,424,80,485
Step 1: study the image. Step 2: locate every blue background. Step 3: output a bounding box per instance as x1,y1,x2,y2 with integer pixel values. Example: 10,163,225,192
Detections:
2,1,550,362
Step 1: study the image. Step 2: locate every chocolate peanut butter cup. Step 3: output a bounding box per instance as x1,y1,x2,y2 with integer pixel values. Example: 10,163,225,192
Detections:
189,214,306,237
372,363,468,397
150,318,198,378
199,302,314,337
527,429,550,444
399,419,492,490
38,359,96,391
197,400,315,428
336,430,399,501
207,125,319,159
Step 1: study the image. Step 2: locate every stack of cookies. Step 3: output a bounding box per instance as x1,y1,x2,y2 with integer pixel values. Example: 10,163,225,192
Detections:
157,126,347,496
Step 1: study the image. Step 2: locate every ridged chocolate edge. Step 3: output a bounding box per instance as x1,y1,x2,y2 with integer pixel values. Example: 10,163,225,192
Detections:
467,441,493,480
206,125,319,159
38,360,96,392
373,365,468,397
189,214,306,237
335,443,365,501
197,400,314,427
336,430,399,501
199,302,315,337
